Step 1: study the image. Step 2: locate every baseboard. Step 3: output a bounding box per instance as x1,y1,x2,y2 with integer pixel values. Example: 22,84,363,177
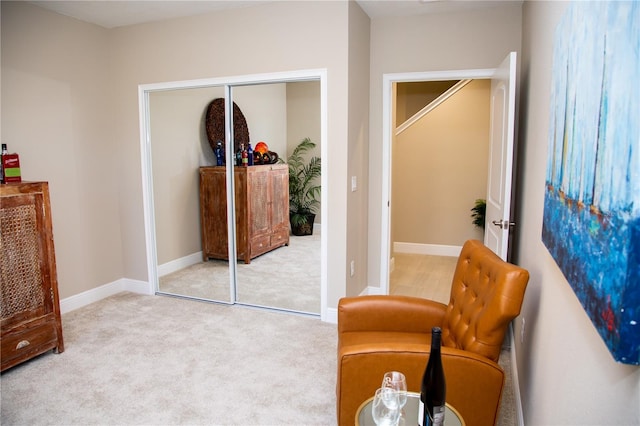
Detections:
325,307,337,324
509,324,525,426
394,242,462,257
59,278,153,314
357,286,385,296
158,252,202,277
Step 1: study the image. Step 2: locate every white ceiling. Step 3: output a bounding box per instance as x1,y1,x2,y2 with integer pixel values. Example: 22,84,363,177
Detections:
26,0,509,29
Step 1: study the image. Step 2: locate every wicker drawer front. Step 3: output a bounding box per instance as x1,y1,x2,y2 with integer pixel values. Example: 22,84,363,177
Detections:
1,316,58,370
1,201,46,320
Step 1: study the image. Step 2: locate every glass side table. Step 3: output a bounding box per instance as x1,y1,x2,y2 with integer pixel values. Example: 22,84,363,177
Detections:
356,391,465,426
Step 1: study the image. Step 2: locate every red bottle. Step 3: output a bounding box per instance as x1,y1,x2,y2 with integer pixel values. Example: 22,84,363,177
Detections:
1,144,21,183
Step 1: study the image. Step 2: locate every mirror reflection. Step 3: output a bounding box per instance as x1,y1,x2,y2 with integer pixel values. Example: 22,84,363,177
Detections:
150,86,232,303
232,82,321,314
149,79,321,315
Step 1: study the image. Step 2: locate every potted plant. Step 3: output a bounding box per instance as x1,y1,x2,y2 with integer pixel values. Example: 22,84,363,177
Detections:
471,198,486,229
287,137,321,236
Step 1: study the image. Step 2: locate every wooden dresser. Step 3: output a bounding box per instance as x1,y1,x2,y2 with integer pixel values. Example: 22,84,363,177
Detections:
1,181,64,372
200,164,289,264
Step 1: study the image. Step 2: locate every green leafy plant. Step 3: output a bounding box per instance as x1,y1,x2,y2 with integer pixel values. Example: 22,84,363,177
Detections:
287,137,321,229
471,198,486,229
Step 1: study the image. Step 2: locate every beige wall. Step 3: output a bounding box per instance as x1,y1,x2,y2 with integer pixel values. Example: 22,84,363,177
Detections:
286,80,322,225
345,0,371,296
392,80,488,247
1,2,121,299
149,86,222,265
108,1,354,309
233,83,288,157
516,1,640,423
367,3,523,286
1,1,358,307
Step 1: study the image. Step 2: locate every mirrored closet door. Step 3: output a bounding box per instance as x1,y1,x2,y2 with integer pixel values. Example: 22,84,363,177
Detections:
142,72,323,315
231,81,321,314
150,85,232,304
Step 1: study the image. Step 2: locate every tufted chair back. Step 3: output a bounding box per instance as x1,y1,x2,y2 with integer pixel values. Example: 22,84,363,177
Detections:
441,239,529,362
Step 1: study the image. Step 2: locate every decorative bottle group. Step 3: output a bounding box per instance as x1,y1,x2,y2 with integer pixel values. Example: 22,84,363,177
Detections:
235,142,255,167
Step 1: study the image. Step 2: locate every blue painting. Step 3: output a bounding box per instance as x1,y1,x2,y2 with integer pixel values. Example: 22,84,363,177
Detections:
542,2,639,365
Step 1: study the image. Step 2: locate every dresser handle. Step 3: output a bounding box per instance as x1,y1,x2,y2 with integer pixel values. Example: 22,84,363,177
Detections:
16,340,30,350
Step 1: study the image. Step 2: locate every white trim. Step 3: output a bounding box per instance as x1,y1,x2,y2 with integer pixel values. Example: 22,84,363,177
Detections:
319,69,328,322
356,286,385,297
325,307,337,324
393,242,462,257
158,252,202,277
59,279,153,314
510,324,525,426
380,68,496,296
139,86,160,300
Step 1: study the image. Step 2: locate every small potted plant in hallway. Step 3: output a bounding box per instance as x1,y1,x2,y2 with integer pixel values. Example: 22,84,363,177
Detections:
471,198,486,229
287,137,321,236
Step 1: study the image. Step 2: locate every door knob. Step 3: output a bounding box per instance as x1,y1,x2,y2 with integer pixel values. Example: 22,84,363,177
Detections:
492,219,515,230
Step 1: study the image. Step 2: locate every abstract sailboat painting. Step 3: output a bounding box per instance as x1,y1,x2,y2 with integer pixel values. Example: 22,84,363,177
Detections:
542,1,639,365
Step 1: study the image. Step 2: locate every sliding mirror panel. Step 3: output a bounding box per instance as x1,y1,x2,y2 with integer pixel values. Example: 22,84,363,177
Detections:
150,86,233,303
230,80,321,315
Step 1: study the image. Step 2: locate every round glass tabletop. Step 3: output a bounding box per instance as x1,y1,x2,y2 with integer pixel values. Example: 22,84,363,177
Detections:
356,391,465,426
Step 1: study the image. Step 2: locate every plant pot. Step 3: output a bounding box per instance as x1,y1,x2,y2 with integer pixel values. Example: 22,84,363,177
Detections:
290,213,316,236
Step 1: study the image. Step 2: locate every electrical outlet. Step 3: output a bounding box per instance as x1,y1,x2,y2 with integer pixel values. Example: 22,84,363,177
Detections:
350,260,355,277
521,317,526,343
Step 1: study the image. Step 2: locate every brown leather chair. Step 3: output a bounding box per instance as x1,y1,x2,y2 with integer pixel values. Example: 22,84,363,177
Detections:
337,239,529,426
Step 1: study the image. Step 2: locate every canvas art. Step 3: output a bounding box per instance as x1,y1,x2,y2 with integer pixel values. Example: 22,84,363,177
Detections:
542,2,639,365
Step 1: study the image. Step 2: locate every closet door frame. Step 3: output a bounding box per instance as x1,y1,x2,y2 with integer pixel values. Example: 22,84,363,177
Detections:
139,69,328,318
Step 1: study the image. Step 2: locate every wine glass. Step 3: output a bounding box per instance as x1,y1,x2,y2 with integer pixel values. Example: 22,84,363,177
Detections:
382,371,408,408
371,387,400,426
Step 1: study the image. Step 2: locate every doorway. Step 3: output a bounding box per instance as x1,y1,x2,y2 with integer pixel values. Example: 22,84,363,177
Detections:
390,78,490,297
380,54,518,293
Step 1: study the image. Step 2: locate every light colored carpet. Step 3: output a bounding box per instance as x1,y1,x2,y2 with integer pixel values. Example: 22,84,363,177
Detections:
2,252,516,426
159,233,321,314
0,292,336,425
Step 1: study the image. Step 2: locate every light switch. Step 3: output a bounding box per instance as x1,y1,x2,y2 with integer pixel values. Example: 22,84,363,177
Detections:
351,176,357,192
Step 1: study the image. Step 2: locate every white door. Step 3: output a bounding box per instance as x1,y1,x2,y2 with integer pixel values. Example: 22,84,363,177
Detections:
484,52,517,260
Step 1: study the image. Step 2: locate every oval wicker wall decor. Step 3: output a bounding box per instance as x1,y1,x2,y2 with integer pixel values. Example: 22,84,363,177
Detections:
205,98,250,153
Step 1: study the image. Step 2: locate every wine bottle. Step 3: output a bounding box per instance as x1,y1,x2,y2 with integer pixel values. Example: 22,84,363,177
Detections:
0,143,7,183
419,327,446,426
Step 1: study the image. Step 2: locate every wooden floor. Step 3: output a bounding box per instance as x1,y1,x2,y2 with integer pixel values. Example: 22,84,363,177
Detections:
389,253,458,304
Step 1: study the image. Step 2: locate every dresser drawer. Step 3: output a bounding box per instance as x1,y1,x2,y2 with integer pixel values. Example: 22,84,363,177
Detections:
270,229,290,248
1,318,58,369
250,234,271,258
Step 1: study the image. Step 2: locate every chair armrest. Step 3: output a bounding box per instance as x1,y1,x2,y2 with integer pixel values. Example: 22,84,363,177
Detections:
338,295,447,334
